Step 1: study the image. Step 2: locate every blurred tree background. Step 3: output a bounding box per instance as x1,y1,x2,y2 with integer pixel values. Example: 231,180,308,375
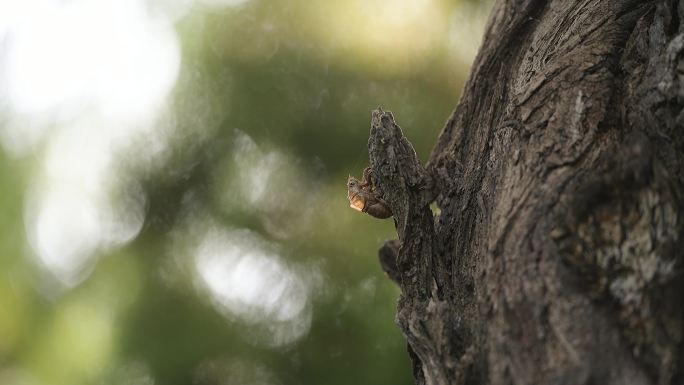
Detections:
0,0,491,384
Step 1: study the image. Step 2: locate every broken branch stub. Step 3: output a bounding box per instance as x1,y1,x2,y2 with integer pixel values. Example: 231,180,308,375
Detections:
367,108,436,298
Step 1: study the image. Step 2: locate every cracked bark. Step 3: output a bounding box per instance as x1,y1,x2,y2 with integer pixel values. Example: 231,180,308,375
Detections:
367,1,684,384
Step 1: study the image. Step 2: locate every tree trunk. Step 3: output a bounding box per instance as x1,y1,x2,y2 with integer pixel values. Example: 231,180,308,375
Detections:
369,1,684,384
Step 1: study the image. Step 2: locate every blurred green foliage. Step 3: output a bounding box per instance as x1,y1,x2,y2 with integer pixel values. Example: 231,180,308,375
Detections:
0,0,491,384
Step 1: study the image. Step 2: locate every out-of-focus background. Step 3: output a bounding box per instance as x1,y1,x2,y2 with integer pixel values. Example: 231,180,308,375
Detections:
0,1,491,384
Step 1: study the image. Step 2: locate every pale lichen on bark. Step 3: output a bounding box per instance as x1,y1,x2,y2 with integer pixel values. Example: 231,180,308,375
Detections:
555,139,684,382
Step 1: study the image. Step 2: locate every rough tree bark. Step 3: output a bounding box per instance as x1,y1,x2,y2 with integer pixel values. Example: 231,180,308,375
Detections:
369,1,684,384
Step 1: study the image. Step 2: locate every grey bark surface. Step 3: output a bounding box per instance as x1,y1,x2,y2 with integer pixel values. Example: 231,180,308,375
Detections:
367,1,684,384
